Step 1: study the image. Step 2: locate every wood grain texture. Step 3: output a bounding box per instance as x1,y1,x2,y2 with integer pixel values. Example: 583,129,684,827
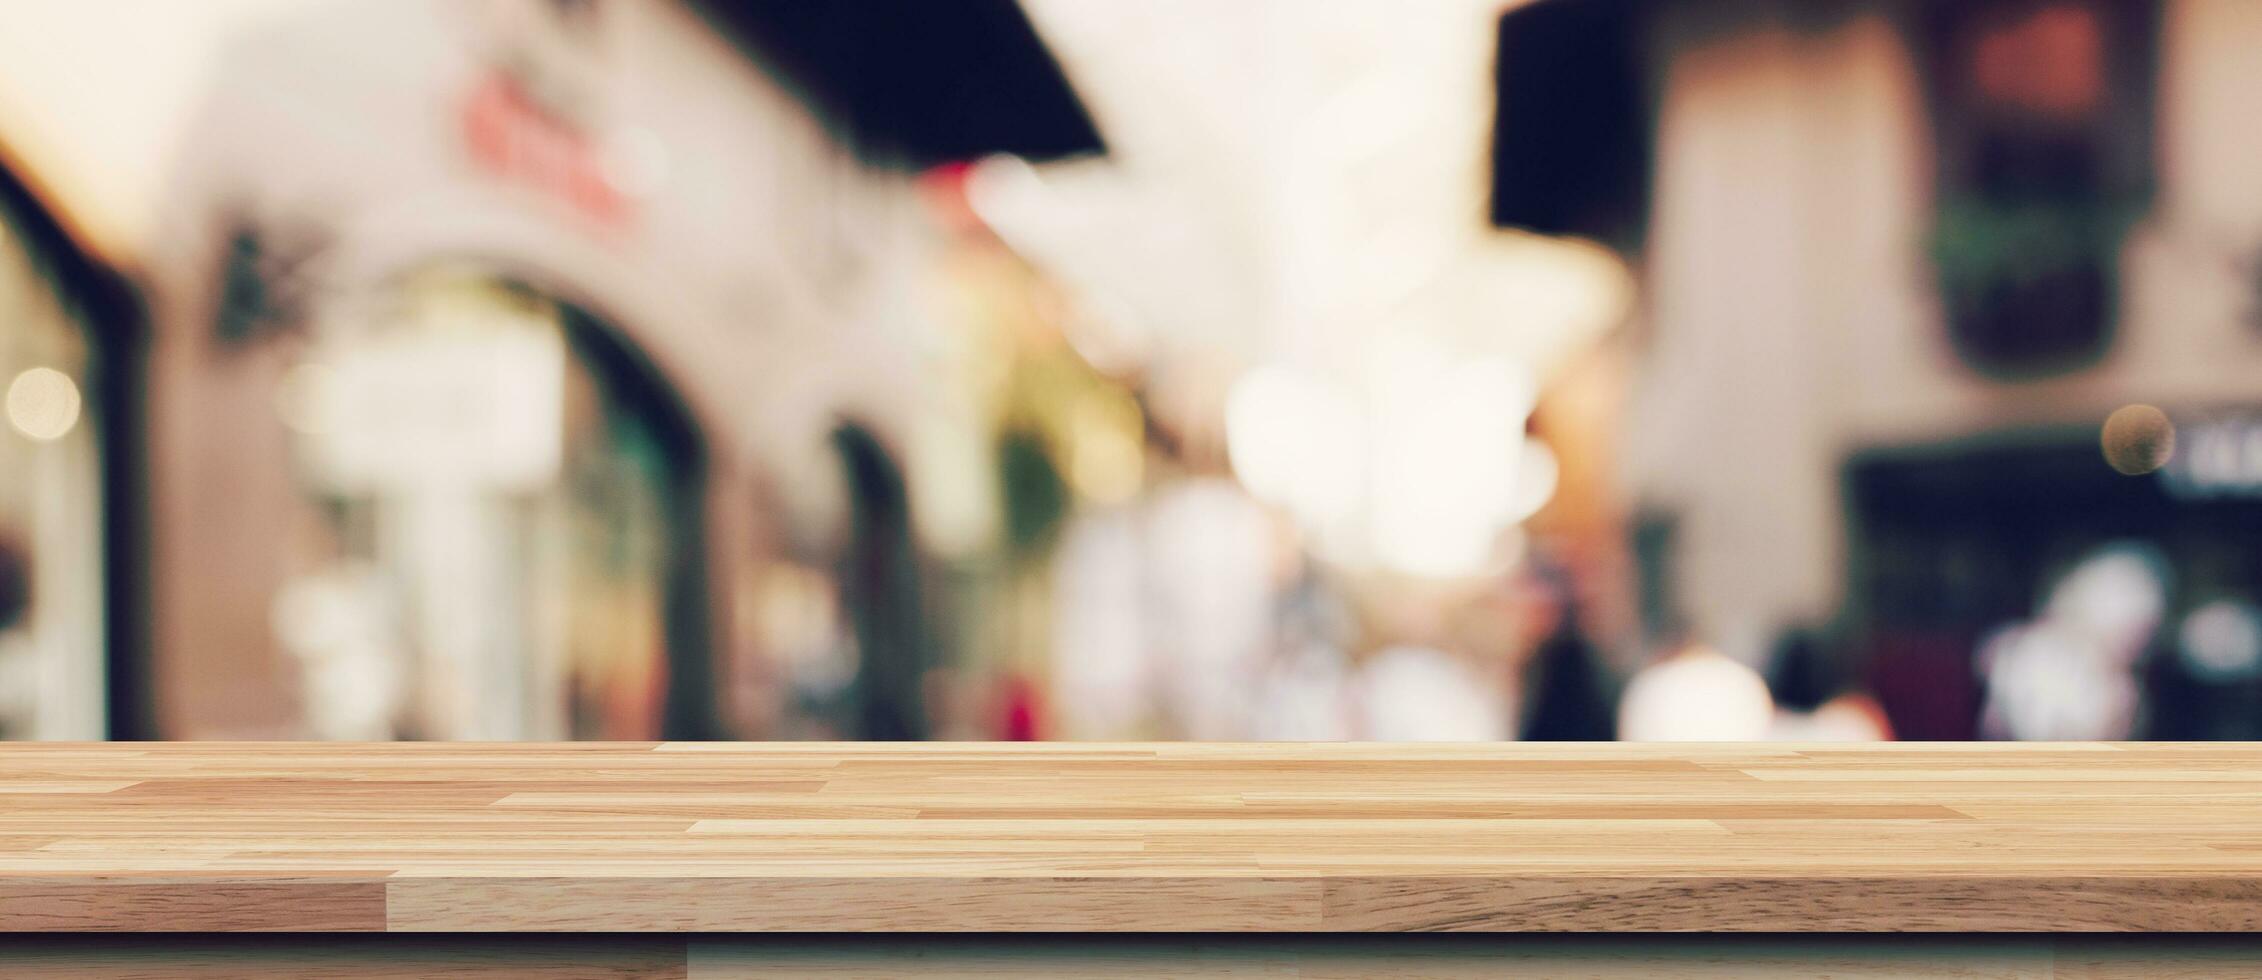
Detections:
5,742,2262,932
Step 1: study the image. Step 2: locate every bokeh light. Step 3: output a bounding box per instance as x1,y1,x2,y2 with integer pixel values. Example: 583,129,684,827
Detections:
1617,645,1774,742
2101,404,2174,476
5,366,81,442
1224,362,1365,526
2179,599,2262,682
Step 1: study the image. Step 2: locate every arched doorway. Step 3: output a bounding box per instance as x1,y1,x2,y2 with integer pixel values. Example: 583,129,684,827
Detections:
832,421,930,740
276,267,709,739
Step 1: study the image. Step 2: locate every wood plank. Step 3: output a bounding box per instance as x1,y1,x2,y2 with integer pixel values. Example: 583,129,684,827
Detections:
2,742,2261,932
0,877,386,931
386,876,1324,932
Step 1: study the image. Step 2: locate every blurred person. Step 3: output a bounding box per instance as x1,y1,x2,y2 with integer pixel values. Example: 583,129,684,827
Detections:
1344,572,1528,742
2146,599,2262,740
1514,559,1617,742
0,532,29,735
1763,627,1890,742
270,563,406,741
1616,639,1774,742
1251,641,1352,740
0,530,25,634
1863,628,1985,742
1249,561,1355,741
835,425,932,741
1977,543,2166,741
1519,617,1617,741
1046,507,1149,739
1143,477,1275,740
1763,628,1832,715
1768,695,1893,742
1978,622,2138,741
1352,644,1511,742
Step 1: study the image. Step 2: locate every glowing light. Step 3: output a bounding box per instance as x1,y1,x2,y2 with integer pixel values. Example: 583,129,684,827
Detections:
906,413,999,559
2101,404,2174,476
2179,599,2262,682
1067,388,1145,505
1617,645,1775,741
961,153,1045,231
5,367,81,442
1368,343,1533,578
1508,439,1559,523
1225,345,1554,576
1445,232,1636,360
1224,363,1364,525
2042,542,2168,661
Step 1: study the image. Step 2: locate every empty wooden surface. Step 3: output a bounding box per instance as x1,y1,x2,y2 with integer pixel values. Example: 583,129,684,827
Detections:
2,742,2261,932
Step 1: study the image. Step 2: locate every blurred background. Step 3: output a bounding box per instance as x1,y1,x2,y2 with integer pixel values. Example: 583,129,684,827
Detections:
0,0,2255,743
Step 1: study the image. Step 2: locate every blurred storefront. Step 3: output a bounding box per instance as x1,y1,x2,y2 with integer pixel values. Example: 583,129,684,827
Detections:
265,270,699,739
10,0,2253,745
141,0,1069,740
0,162,130,740
951,1,1642,742
1602,0,2262,738
0,0,1099,740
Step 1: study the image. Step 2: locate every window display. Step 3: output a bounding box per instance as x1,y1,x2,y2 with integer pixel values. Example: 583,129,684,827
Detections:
278,270,688,739
0,195,105,740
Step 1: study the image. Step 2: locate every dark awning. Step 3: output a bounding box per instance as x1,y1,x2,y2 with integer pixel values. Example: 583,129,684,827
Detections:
1490,0,1649,247
690,0,1106,169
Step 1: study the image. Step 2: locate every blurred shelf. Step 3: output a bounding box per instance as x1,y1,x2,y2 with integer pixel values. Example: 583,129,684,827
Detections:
2,741,2261,933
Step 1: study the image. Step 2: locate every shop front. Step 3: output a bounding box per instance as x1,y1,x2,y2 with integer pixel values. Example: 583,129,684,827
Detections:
131,0,914,739
266,269,703,739
0,161,134,741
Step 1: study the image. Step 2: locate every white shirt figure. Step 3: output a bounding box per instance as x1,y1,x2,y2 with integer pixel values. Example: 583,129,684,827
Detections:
1142,479,1274,740
1251,641,1352,741
1354,645,1510,742
1047,509,1149,739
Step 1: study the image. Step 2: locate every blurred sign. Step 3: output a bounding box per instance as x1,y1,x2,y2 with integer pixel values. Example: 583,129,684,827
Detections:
462,73,630,230
2162,415,2262,499
298,326,565,494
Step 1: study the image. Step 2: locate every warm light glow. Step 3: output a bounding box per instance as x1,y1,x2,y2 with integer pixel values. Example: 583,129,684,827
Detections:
0,0,310,258
1067,388,1145,505
1368,342,1533,578
2100,403,2174,476
1507,439,1559,523
906,413,999,560
1224,362,1364,526
1226,346,1554,577
5,366,81,442
1618,645,1775,741
1437,232,1636,368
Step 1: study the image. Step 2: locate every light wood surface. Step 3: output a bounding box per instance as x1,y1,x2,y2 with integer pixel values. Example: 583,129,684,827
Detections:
3,742,2261,932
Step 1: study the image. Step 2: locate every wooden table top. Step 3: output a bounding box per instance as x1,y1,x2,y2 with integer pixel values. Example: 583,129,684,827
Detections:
2,741,2260,933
